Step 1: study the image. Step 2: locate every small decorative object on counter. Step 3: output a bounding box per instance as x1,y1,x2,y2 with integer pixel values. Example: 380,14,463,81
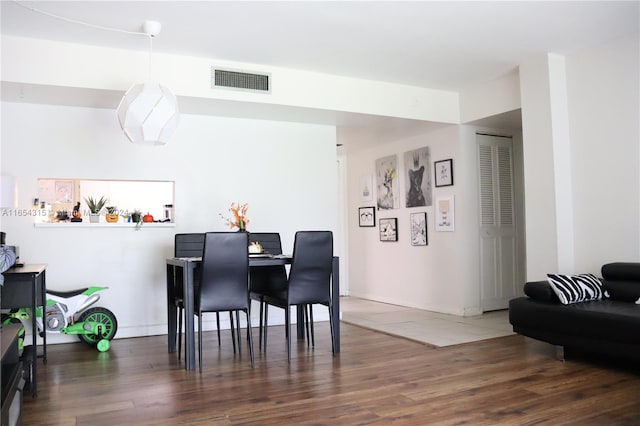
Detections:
163,204,174,222
220,202,250,232
71,202,82,222
131,210,142,223
143,212,154,223
105,206,119,223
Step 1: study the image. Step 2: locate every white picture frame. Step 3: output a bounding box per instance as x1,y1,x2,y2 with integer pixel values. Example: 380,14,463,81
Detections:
360,175,373,202
435,195,455,232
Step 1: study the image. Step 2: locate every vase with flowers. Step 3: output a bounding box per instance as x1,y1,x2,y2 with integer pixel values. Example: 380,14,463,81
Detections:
220,202,250,232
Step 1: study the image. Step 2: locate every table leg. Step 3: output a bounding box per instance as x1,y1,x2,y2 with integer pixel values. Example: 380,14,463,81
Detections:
166,264,177,353
31,275,38,398
41,270,47,364
183,264,195,370
332,256,340,353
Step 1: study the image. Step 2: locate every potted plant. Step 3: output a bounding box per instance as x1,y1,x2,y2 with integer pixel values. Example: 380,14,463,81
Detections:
105,206,119,223
85,196,107,223
131,209,142,223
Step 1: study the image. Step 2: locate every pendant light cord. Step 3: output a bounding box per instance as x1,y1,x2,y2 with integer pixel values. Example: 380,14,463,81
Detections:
148,35,153,82
12,1,150,37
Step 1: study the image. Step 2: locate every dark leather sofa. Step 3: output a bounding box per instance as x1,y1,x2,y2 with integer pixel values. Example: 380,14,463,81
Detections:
509,262,640,362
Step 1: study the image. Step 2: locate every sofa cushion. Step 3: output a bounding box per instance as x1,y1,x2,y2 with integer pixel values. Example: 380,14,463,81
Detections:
604,281,640,303
546,273,605,305
524,281,559,302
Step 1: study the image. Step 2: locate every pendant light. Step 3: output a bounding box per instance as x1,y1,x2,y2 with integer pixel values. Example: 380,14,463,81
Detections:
116,21,180,146
14,3,180,146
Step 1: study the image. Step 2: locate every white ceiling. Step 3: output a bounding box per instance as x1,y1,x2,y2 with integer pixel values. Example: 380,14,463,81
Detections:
2,1,638,147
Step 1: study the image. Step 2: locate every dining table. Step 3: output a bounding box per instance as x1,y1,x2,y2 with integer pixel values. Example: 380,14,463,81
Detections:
166,254,340,370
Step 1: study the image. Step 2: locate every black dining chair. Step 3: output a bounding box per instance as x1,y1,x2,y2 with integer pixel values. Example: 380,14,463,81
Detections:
248,233,288,350
174,233,230,359
195,232,254,371
261,231,335,362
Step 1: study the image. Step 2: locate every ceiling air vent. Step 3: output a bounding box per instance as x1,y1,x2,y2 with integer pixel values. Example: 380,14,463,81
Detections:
212,68,271,93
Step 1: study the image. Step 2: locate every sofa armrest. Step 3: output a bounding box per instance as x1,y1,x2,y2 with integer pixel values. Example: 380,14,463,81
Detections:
524,281,559,302
602,263,640,281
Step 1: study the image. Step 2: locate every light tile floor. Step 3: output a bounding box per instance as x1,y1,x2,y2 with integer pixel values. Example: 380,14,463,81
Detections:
340,296,514,347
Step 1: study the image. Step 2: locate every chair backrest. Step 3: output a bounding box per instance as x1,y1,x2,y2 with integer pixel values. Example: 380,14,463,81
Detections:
248,233,288,294
173,233,205,300
197,232,250,312
287,231,333,305
174,233,205,257
249,232,283,255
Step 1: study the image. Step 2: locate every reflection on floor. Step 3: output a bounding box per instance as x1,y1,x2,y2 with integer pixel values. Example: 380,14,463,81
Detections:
340,296,514,347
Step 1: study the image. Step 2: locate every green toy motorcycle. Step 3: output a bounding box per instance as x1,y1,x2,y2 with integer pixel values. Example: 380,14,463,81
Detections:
2,286,117,353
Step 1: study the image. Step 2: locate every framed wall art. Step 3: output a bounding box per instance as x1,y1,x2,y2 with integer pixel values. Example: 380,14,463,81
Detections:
410,212,427,246
360,175,373,202
435,195,455,232
434,159,454,187
379,217,398,241
54,180,74,203
375,155,399,210
358,206,375,227
404,146,432,207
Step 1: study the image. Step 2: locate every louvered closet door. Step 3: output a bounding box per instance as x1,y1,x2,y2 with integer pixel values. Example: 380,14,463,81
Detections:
477,134,517,311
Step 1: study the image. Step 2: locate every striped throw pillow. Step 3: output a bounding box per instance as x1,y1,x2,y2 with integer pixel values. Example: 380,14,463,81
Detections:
546,274,605,305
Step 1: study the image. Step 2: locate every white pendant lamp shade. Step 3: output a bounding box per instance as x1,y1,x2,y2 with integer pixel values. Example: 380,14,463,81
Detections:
117,83,180,145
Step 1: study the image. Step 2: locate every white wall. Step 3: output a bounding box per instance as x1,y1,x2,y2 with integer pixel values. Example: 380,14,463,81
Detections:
459,69,521,124
0,102,338,342
346,122,525,316
519,35,640,279
566,35,640,270
347,125,483,316
519,54,561,279
345,34,639,314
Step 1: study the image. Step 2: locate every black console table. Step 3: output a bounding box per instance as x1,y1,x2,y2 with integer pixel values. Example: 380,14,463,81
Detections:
1,264,47,398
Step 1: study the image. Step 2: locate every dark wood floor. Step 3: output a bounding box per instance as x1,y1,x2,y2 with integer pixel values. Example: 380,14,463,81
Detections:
23,323,640,425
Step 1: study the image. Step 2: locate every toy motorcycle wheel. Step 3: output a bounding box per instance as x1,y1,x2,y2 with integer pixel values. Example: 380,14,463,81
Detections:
96,339,111,352
77,307,118,347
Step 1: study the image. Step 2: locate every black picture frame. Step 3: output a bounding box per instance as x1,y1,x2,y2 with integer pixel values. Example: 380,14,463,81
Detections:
379,218,398,241
434,159,454,187
358,206,376,227
410,212,427,246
